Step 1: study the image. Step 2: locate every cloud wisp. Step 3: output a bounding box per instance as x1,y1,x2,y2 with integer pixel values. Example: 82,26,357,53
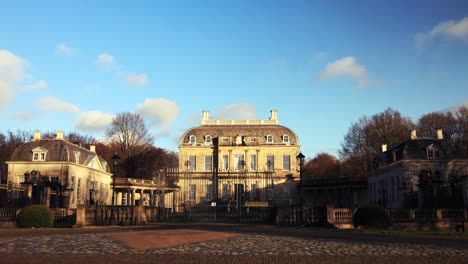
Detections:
56,43,76,56
96,53,149,87
317,56,372,88
18,80,48,92
415,17,468,48
0,50,30,110
73,111,114,131
37,96,80,113
215,103,258,120
136,98,180,127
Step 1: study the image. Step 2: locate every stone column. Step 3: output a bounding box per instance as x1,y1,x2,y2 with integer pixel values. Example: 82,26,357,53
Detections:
117,192,122,205
131,189,136,206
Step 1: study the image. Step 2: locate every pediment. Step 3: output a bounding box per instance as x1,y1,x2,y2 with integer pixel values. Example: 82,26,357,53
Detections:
32,147,48,152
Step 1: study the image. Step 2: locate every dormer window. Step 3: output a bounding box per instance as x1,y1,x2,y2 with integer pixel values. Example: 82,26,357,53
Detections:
205,135,212,144
74,151,80,164
282,135,289,144
426,144,440,159
32,147,47,161
266,135,273,143
189,135,196,144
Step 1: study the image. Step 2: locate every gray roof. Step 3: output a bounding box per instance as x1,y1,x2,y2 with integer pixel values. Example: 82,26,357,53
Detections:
9,139,110,172
179,124,299,146
371,138,466,169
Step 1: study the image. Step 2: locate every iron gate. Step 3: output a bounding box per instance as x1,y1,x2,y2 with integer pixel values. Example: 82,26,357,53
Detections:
155,169,281,223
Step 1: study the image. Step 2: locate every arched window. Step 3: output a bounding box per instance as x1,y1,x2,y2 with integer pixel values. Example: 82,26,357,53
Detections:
205,135,212,144
189,135,196,144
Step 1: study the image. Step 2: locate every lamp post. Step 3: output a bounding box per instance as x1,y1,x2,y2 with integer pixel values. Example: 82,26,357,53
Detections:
110,153,120,225
296,152,305,225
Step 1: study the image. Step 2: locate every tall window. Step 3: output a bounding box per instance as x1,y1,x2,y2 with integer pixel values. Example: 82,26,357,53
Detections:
250,183,258,200
283,155,290,171
267,155,274,170
222,155,228,171
250,154,257,171
77,178,81,201
189,155,196,171
204,156,213,171
189,184,196,201
234,154,245,171
222,183,229,200
205,184,213,200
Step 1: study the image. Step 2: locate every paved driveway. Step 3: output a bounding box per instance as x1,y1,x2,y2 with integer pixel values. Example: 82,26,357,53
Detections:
0,224,467,263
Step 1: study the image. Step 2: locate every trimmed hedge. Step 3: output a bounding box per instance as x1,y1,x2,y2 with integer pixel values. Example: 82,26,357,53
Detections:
16,205,55,228
353,205,391,229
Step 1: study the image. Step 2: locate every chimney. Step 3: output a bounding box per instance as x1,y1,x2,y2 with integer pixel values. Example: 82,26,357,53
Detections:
89,145,96,153
32,130,41,141
270,110,278,121
56,131,64,140
410,129,417,140
202,110,210,121
437,129,443,139
381,144,387,152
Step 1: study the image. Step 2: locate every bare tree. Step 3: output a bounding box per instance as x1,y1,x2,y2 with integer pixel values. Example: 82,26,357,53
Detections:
339,108,415,176
0,130,32,183
418,112,457,140
105,112,154,178
106,112,154,160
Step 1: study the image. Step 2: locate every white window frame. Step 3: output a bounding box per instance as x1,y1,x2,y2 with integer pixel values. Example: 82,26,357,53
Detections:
282,135,290,144
189,155,196,171
189,135,196,144
234,154,245,171
222,155,229,171
189,184,196,201
204,155,213,171
205,135,212,144
266,135,273,143
250,154,257,171
283,155,290,171
205,184,213,201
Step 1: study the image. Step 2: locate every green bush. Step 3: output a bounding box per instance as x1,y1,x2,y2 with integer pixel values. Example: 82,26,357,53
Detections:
16,205,55,228
352,205,391,229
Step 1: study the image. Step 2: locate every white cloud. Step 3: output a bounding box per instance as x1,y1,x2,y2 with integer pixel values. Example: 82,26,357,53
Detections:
55,43,75,56
136,98,179,126
215,103,258,120
415,17,468,48
74,111,114,131
18,80,47,92
96,53,117,70
318,56,370,88
125,73,148,86
0,50,29,110
37,96,80,113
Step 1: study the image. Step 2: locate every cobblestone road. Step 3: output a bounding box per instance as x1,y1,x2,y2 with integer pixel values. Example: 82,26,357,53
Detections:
1,225,467,263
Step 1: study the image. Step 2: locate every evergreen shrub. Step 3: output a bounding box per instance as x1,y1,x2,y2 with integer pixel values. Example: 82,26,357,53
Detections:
352,205,391,228
16,205,55,228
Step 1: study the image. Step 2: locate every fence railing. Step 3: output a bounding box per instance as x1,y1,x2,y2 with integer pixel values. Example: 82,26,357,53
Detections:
276,207,468,228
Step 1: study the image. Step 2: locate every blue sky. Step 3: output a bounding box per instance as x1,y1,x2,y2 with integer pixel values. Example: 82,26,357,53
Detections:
1,1,467,159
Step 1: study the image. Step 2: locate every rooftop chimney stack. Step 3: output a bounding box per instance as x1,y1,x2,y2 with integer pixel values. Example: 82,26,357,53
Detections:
270,110,278,121
437,129,443,139
56,131,64,140
382,144,387,152
410,129,417,140
89,145,96,153
32,130,41,141
202,110,210,121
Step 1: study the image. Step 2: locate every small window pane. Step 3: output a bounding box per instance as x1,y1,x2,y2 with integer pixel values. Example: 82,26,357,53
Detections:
283,155,290,171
